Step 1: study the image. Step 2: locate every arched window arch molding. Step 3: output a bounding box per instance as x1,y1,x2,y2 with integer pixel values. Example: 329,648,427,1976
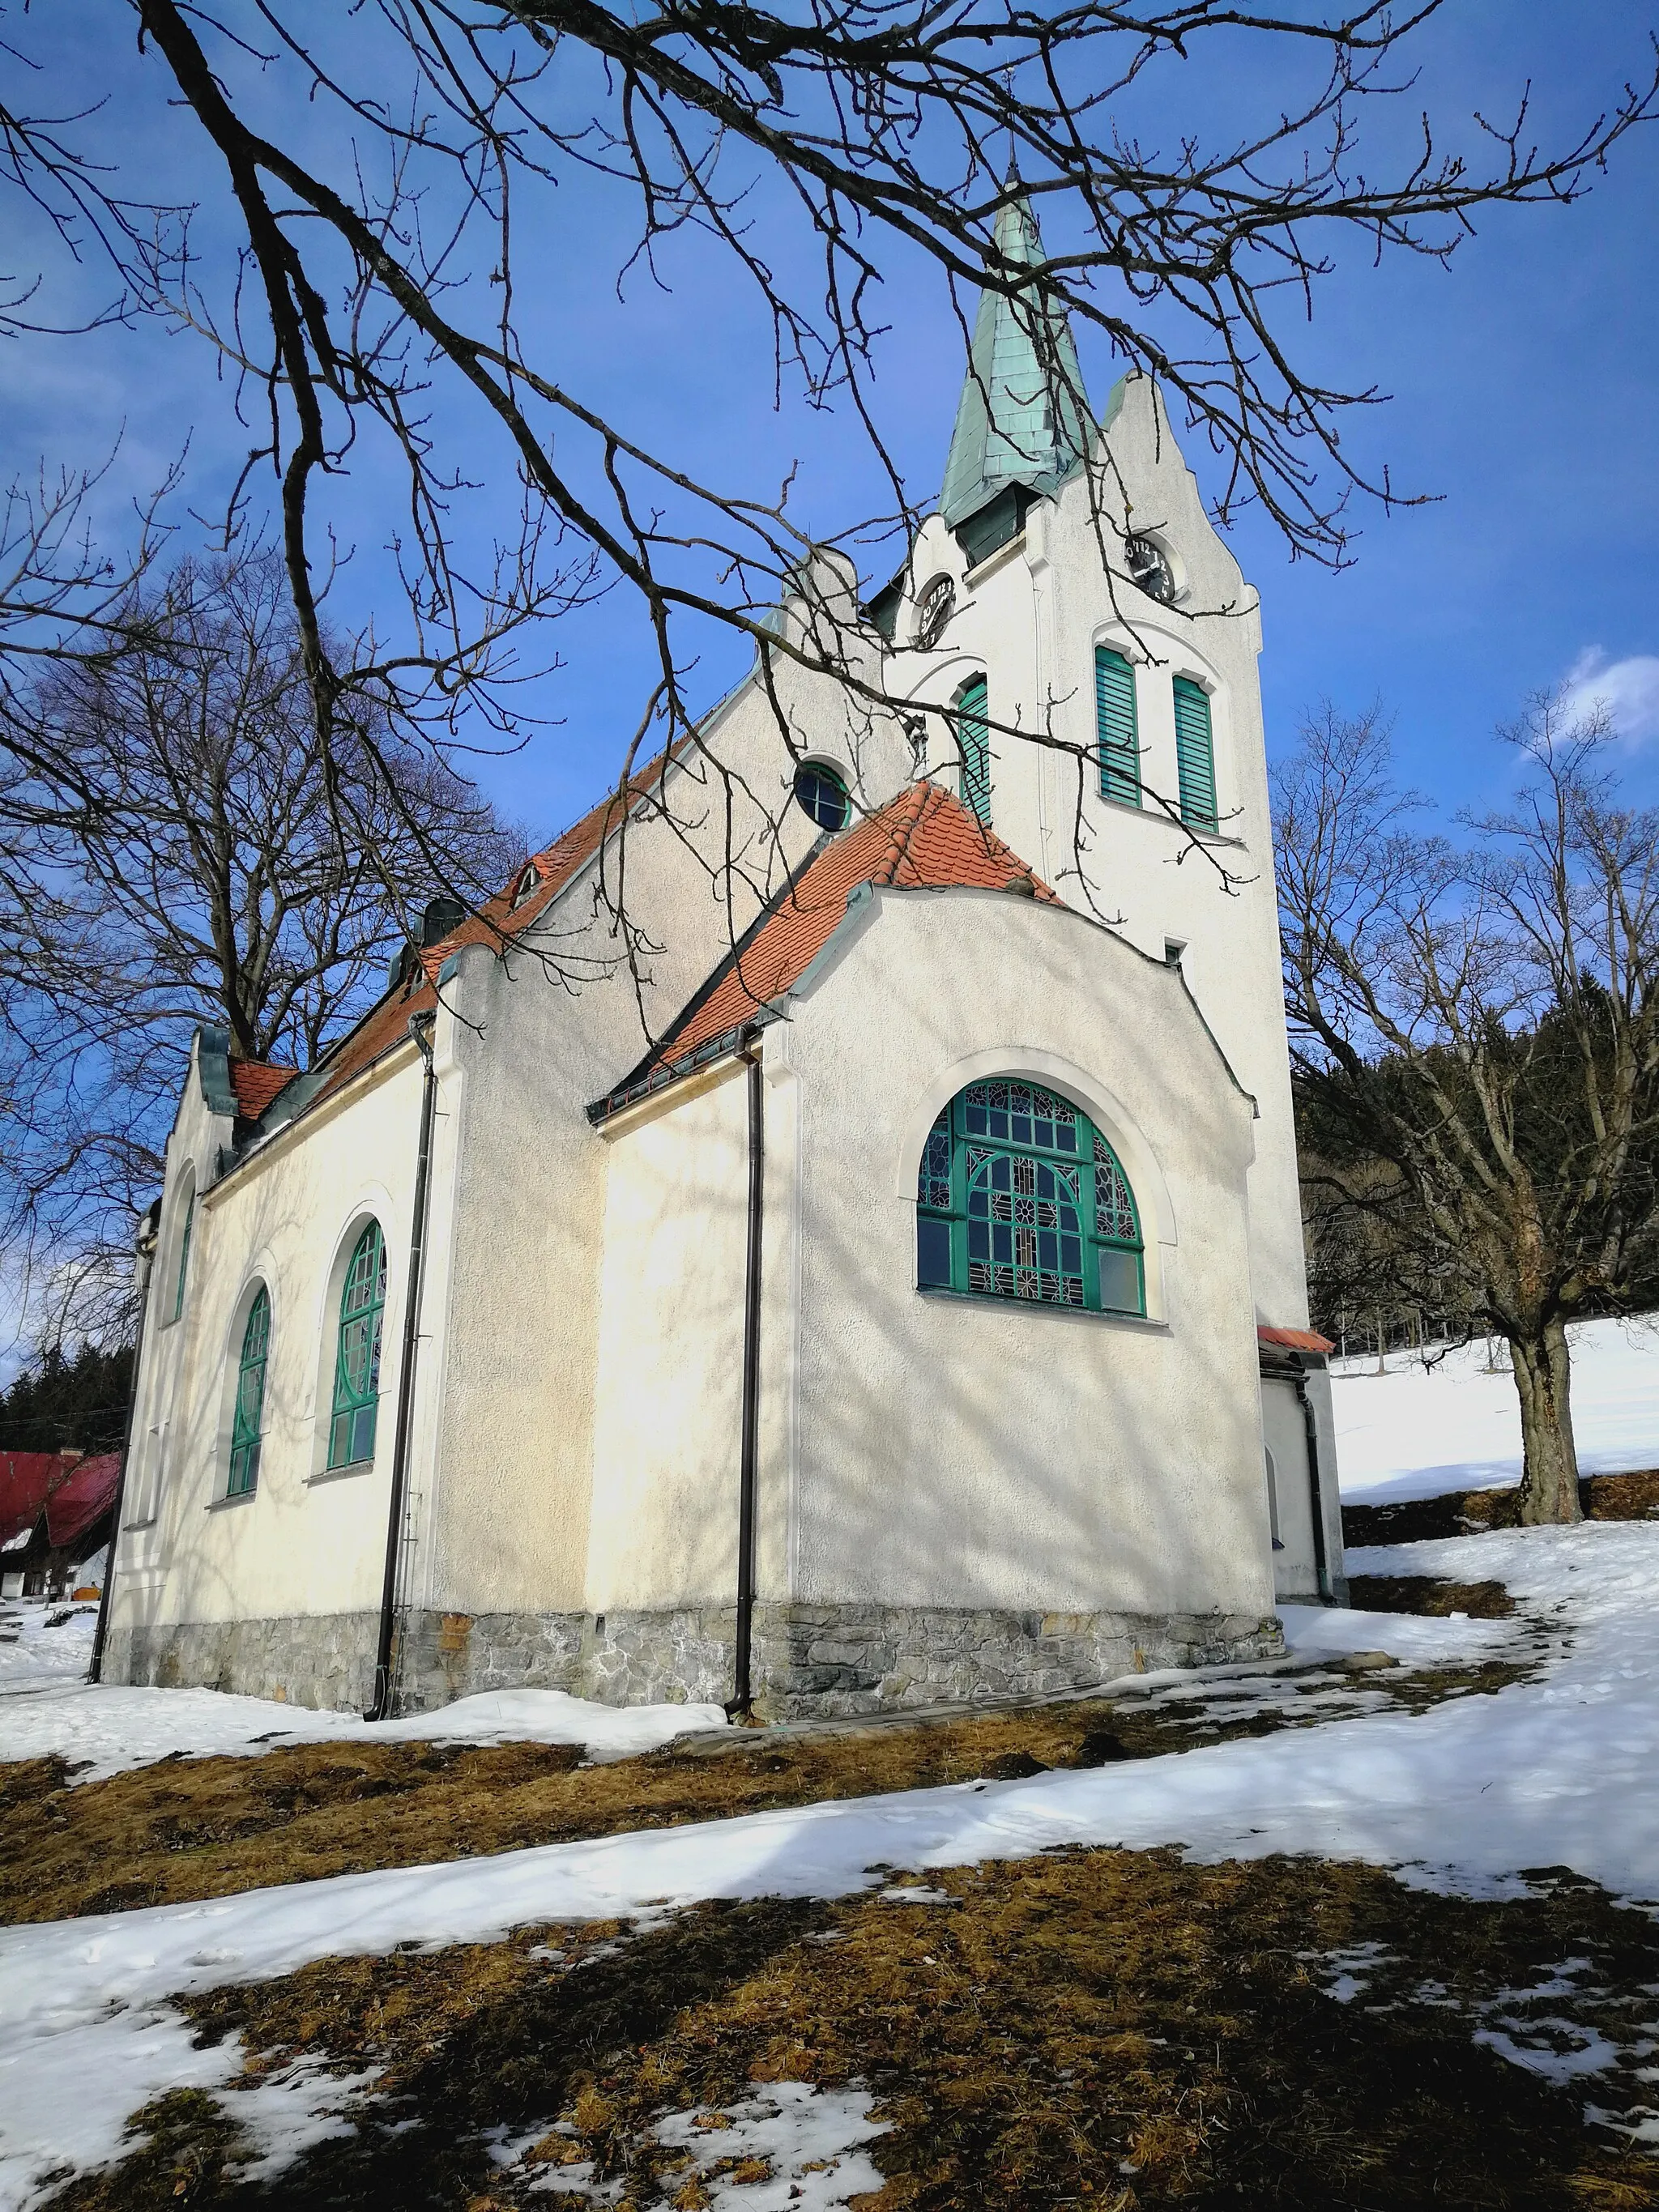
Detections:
213,1268,277,1503
1088,618,1224,695
305,1193,399,1481
889,650,985,712
892,1046,1176,1320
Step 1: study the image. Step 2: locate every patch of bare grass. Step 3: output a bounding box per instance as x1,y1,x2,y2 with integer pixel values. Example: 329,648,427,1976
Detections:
1345,1467,1659,1549
42,1849,1659,2210
0,1653,1538,1928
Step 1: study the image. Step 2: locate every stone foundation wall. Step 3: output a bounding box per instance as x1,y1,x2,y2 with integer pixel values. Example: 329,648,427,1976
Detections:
106,1612,380,1715
105,1602,1282,1719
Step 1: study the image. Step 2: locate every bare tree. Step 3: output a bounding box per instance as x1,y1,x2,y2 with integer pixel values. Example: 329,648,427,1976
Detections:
2,4,1653,924
1275,698,1659,1523
0,548,524,1345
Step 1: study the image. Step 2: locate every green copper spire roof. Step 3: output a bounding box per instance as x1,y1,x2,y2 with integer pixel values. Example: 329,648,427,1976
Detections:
938,181,1091,529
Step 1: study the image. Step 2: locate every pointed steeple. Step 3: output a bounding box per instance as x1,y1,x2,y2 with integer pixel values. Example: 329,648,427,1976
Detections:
938,174,1091,529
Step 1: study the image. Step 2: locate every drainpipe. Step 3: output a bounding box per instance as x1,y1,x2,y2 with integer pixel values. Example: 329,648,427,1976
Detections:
366,1012,438,1721
1291,1358,1333,1604
726,1034,766,1720
87,1199,160,1683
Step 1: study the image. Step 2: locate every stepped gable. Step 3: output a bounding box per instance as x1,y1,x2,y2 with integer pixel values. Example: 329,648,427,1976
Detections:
608,782,1057,1105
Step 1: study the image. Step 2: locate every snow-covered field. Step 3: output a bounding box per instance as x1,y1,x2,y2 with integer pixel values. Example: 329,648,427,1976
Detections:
1332,1311,1659,1505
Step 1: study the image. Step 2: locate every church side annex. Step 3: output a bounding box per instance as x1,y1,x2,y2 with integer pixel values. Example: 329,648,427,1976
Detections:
102,186,1346,1720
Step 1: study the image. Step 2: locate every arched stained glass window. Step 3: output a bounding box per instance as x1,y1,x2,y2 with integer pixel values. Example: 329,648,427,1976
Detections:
956,675,991,825
328,1221,387,1469
171,1187,194,1323
227,1287,270,1497
915,1080,1144,1315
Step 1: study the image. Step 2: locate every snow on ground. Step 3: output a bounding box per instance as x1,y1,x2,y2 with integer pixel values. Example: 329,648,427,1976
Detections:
0,1606,727,1782
0,1600,96,1692
1332,1311,1659,1504
482,2082,890,2209
4,1519,1657,2207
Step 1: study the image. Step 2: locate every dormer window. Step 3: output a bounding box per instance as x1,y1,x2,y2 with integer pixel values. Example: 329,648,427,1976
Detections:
510,863,542,910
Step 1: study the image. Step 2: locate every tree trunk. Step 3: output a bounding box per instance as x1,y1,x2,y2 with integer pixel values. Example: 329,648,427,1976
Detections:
1509,1319,1582,1524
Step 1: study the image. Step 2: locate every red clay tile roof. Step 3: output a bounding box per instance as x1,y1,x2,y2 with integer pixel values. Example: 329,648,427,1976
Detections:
229,1060,294,1118
246,750,680,1130
44,1451,122,1551
1258,1325,1336,1356
604,782,1057,1106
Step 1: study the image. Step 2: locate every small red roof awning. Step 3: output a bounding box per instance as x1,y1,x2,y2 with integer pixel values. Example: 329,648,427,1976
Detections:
44,1451,122,1551
1258,1324,1336,1356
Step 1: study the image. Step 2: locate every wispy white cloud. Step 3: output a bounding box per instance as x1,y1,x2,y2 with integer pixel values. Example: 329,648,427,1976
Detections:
1561,647,1659,745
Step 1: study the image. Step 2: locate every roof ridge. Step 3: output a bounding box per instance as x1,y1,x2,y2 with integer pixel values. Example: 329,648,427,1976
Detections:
871,779,939,887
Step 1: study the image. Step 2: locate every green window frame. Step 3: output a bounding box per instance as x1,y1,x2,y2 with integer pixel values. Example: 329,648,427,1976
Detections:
916,1079,1145,1315
956,675,991,824
1173,676,1218,830
328,1221,387,1469
171,1188,194,1323
226,1286,270,1498
1095,647,1141,806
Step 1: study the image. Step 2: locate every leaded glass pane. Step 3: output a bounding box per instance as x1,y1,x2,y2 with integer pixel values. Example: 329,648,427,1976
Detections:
966,1152,1085,1306
1093,1133,1140,1243
963,1080,1079,1154
916,1108,952,1212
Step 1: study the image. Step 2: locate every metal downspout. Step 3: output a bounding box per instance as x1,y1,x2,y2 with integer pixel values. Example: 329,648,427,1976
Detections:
87,1199,160,1683
1292,1360,1333,1604
366,1013,438,1721
727,1037,766,1719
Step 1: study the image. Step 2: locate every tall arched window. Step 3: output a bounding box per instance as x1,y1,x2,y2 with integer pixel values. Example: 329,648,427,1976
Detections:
917,1079,1144,1314
170,1184,194,1323
227,1287,271,1497
1095,646,1141,806
328,1221,387,1469
1172,676,1218,829
955,675,991,824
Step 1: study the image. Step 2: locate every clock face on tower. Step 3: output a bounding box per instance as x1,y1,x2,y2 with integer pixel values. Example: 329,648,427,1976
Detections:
914,574,956,650
1124,535,1176,605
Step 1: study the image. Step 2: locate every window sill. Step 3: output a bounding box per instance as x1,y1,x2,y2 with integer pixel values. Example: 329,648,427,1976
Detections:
122,1516,157,1532
1098,795,1245,848
207,1489,257,1512
308,1460,377,1486
962,532,1026,586
917,1285,1168,1332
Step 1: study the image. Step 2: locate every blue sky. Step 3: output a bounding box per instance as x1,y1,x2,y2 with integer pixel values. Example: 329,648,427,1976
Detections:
6,4,1659,843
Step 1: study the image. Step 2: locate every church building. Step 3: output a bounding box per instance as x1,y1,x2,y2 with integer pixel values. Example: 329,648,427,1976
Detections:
103,190,1346,1720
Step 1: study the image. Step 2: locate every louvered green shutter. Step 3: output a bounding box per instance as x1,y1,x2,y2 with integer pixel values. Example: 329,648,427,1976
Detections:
1173,676,1218,829
1095,648,1140,805
957,676,991,824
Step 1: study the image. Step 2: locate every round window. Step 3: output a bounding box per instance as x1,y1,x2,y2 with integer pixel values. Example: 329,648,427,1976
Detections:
794,761,851,832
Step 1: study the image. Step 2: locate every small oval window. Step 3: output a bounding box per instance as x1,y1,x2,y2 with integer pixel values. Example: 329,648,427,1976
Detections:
794,761,851,833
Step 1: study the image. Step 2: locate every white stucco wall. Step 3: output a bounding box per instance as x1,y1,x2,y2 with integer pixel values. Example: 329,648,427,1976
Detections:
111,1034,429,1640
782,884,1275,1620
581,884,1276,1626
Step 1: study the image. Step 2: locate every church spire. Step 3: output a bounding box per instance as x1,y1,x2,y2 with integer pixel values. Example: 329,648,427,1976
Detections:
937,174,1091,529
